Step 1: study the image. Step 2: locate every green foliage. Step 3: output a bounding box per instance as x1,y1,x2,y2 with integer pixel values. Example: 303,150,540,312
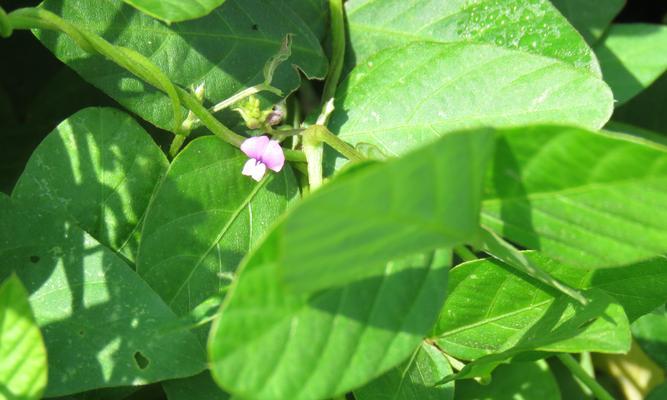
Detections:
354,342,454,400
329,42,612,158
0,275,47,400
137,136,297,316
13,108,168,262
0,197,206,397
122,0,227,23
550,0,624,44
36,0,327,131
595,24,667,105
345,0,602,74
1,0,667,399
208,250,450,399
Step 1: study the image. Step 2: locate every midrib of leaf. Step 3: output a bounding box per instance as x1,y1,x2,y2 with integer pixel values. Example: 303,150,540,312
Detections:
392,346,422,399
165,177,271,306
438,298,553,338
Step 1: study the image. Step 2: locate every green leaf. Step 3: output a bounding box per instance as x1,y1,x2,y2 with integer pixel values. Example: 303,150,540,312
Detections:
122,0,226,23
163,371,230,400
614,72,667,134
12,108,168,263
435,252,636,361
354,342,454,400
346,0,601,74
37,0,327,131
136,136,297,317
647,382,667,400
595,24,667,105
455,360,561,400
550,0,624,44
209,250,450,400
0,275,48,400
329,42,612,158
280,128,493,292
283,0,327,40
482,125,667,269
632,309,667,370
441,289,629,382
0,197,206,397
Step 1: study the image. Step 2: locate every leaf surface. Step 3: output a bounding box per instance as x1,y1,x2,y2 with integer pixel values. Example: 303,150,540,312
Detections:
632,309,667,370
345,0,601,74
354,342,454,400
37,0,327,131
122,0,226,23
329,42,612,158
0,275,48,400
482,125,667,268
595,24,667,105
435,252,640,360
13,108,168,262
455,360,560,400
278,129,493,292
163,371,230,400
550,0,624,44
137,136,297,316
0,198,206,397
209,250,450,400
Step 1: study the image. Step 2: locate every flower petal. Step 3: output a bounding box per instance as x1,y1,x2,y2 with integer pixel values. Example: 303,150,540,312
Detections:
241,159,267,182
261,140,285,172
241,135,270,160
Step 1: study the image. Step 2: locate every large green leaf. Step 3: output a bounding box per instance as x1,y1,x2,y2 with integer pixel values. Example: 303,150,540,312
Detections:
435,252,637,361
37,0,327,131
595,24,667,105
163,371,230,400
550,0,624,44
0,275,48,400
0,198,206,397
283,0,327,40
13,108,168,263
482,125,667,269
122,0,226,23
137,136,297,316
456,360,561,400
345,0,601,74
354,342,454,400
329,42,612,158
209,250,450,400
280,129,492,292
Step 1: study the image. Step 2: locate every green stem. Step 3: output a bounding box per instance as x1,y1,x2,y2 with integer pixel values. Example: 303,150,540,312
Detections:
321,0,346,105
0,6,12,38
557,354,615,400
314,127,365,162
454,246,478,262
4,6,308,164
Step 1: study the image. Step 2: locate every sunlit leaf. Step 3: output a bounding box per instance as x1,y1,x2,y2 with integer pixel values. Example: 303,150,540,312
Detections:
0,275,48,400
0,197,206,397
346,0,601,74
13,108,168,262
329,42,612,159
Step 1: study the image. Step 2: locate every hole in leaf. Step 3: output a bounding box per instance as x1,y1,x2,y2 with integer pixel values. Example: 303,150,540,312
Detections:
251,24,259,31
29,255,40,263
133,351,150,370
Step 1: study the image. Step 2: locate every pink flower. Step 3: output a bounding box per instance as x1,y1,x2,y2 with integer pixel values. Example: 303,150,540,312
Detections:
240,136,285,181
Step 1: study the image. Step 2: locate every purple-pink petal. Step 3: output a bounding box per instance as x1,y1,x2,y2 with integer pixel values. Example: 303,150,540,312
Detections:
242,159,267,181
262,140,285,172
241,135,270,160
